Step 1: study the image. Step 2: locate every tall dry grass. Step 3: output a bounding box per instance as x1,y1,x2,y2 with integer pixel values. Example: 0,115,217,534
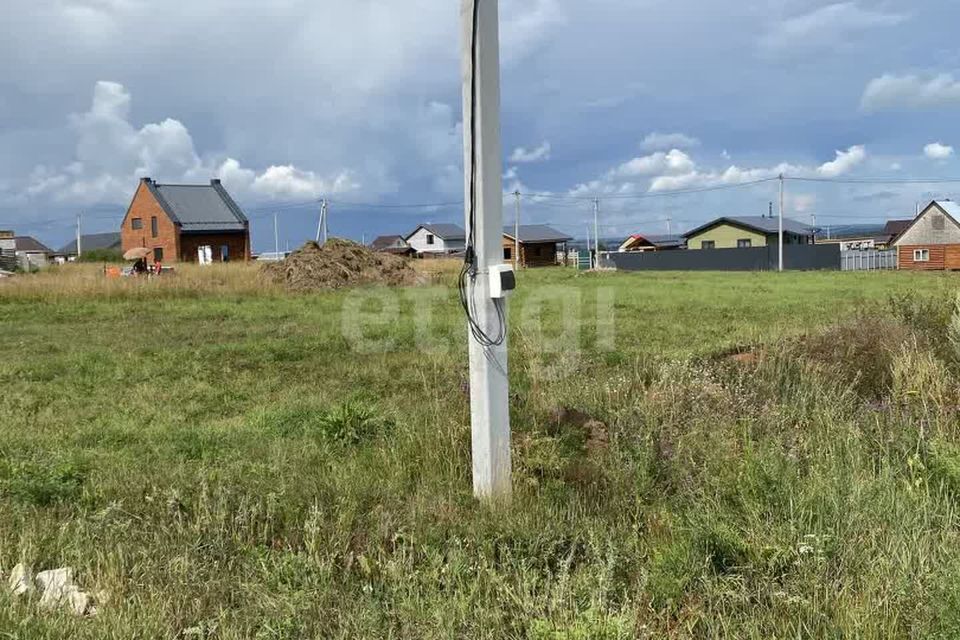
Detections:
0,262,282,301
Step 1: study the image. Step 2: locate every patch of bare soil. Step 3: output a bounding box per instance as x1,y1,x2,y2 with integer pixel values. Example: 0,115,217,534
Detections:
262,239,423,291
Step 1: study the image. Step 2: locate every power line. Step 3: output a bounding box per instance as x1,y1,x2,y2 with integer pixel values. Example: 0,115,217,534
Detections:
787,176,960,185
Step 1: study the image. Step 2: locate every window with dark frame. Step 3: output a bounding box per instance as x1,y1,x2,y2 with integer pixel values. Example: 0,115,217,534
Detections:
151,216,158,238
702,240,716,249
426,234,435,245
153,247,164,262
737,239,752,248
131,218,143,230
503,246,512,260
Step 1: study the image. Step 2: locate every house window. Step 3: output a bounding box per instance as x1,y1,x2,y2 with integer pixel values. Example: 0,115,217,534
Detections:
153,247,164,262
737,239,752,248
534,246,542,257
220,245,229,262
504,246,512,260
426,234,435,245
914,249,930,262
151,216,158,238
701,240,716,249
131,218,143,230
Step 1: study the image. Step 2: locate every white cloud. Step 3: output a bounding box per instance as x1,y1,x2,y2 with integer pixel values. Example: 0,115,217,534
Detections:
761,3,906,56
924,142,954,160
510,141,552,164
817,145,867,177
861,73,960,111
612,150,695,178
22,81,358,204
500,0,565,63
640,132,700,152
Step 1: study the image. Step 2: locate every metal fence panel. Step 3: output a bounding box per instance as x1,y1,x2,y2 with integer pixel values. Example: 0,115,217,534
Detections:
841,250,896,271
606,244,841,272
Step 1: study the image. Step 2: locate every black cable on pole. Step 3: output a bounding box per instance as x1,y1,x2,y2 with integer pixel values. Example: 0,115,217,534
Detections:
458,0,506,350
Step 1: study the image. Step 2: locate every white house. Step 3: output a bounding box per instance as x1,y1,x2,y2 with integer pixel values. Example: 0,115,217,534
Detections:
405,224,466,255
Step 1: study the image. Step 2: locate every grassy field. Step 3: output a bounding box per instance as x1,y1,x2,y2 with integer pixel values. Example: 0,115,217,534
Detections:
2,265,960,638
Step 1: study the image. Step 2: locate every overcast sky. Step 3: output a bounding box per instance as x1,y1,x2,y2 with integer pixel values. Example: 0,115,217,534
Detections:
2,0,960,250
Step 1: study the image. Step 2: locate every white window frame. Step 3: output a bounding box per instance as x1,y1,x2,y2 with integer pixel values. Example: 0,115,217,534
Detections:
914,249,930,262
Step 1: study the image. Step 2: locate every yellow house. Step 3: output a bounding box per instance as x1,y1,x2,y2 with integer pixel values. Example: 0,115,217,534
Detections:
684,216,817,250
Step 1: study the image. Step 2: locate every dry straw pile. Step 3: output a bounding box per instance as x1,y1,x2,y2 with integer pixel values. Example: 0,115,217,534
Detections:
262,239,422,291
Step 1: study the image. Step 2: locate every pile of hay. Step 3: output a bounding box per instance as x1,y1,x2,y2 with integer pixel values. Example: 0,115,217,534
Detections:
262,239,422,291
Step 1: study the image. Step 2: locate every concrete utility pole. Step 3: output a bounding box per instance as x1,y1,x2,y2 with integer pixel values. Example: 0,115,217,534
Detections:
513,190,521,270
811,213,817,239
593,198,600,269
460,0,511,501
76,214,82,260
666,217,673,236
778,174,785,272
316,198,329,245
273,212,280,257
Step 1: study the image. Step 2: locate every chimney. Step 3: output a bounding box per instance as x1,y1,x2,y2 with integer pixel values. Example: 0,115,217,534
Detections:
140,177,152,185
210,178,222,186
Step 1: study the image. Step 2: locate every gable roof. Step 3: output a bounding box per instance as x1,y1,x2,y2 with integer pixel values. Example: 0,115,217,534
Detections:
683,216,816,238
143,178,248,232
882,220,912,238
371,235,406,249
623,234,685,249
407,223,466,241
58,232,121,255
14,236,53,253
503,224,572,243
891,200,960,245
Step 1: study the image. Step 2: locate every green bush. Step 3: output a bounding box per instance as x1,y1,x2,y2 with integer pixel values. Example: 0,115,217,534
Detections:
314,398,393,445
0,457,88,506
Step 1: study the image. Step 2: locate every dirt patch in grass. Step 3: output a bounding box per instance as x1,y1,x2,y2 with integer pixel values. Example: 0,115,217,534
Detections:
262,239,423,291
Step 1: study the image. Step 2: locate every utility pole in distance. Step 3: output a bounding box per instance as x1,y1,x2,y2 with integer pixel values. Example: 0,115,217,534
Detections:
460,0,511,501
593,198,600,269
316,198,328,245
273,212,280,258
76,214,82,261
778,174,785,272
513,190,521,270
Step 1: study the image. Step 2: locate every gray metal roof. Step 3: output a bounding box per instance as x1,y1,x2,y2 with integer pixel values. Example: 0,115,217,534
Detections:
150,180,248,232
58,232,121,255
936,200,960,219
412,223,466,241
684,216,816,238
503,224,573,243
14,236,53,253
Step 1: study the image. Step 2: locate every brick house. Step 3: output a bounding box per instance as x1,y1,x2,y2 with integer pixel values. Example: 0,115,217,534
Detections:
892,200,960,271
120,178,250,264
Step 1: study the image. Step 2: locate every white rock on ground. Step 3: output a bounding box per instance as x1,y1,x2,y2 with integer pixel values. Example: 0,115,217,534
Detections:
36,568,74,609
8,563,34,595
35,567,97,615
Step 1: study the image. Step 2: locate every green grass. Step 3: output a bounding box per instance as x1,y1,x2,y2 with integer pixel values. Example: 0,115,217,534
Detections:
2,268,960,638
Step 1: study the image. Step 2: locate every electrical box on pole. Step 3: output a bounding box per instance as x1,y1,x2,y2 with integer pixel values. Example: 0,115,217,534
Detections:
460,0,512,502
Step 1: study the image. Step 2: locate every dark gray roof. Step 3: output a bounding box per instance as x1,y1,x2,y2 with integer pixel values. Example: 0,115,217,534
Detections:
410,223,466,241
14,236,53,253
627,234,685,248
371,235,407,249
147,179,248,232
503,224,573,243
684,216,816,238
58,232,121,255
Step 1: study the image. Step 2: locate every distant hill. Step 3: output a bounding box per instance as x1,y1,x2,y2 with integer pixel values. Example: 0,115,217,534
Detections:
818,223,886,240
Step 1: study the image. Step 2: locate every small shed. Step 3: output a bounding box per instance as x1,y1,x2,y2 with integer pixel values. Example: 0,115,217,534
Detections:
502,225,572,267
892,200,960,270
